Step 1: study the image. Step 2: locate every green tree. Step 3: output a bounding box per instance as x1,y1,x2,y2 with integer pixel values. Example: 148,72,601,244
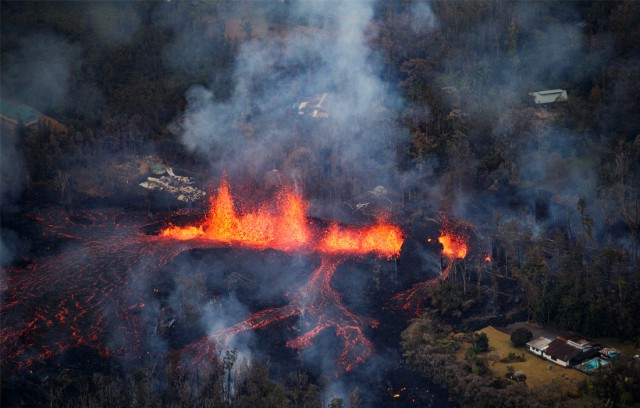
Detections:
472,332,489,353
510,327,533,347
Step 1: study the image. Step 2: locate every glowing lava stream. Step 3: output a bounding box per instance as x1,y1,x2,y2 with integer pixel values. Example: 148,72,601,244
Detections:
189,257,378,372
0,208,209,370
1,180,404,372
391,228,468,316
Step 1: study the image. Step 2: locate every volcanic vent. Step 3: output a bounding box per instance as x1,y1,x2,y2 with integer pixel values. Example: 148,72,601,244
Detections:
162,178,405,372
390,217,471,316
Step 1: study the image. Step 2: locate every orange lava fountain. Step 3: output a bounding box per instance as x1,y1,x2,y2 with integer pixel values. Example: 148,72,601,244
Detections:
438,233,467,260
162,179,310,251
391,223,468,315
318,222,404,259
162,178,403,259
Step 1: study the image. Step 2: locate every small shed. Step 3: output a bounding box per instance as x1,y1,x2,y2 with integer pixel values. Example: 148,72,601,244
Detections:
529,89,568,104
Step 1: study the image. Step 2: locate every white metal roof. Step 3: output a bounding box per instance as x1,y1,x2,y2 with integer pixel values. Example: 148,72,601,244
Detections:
529,89,568,104
527,336,553,350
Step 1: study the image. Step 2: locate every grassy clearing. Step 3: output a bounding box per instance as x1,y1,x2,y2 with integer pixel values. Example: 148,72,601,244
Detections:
455,326,587,390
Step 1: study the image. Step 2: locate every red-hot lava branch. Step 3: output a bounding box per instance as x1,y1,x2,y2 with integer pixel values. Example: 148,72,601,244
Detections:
171,178,403,371
391,219,469,316
189,258,379,371
1,179,404,372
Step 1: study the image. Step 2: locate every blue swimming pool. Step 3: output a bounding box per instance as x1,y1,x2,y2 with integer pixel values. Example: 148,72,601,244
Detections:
579,357,609,372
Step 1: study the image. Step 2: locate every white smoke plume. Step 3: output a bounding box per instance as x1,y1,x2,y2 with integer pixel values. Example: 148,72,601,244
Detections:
172,0,407,218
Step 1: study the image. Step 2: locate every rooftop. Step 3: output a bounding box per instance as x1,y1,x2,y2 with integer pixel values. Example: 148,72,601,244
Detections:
297,93,329,118
545,338,584,362
0,99,40,126
529,89,568,104
562,334,594,349
527,336,553,350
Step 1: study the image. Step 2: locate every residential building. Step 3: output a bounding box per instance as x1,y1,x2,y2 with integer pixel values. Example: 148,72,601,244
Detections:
529,89,568,104
527,334,600,368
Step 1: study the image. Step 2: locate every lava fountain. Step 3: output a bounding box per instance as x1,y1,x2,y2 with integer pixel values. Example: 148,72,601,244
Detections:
161,178,311,252
390,219,469,316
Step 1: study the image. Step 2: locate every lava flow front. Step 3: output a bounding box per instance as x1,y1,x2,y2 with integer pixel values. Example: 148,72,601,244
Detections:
391,220,469,315
1,179,404,373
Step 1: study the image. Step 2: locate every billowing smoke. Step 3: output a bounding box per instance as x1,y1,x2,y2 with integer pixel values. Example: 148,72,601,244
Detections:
418,1,607,232
171,0,407,220
409,0,439,35
1,33,80,113
155,0,442,395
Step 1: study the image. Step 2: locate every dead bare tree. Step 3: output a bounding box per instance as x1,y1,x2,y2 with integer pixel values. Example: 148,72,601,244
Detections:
223,348,237,406
54,170,71,203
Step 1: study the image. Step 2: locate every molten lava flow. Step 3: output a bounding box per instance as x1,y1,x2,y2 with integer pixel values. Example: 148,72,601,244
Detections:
2,180,406,373
0,208,211,370
391,224,469,315
172,179,405,372
162,179,310,251
188,257,379,372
